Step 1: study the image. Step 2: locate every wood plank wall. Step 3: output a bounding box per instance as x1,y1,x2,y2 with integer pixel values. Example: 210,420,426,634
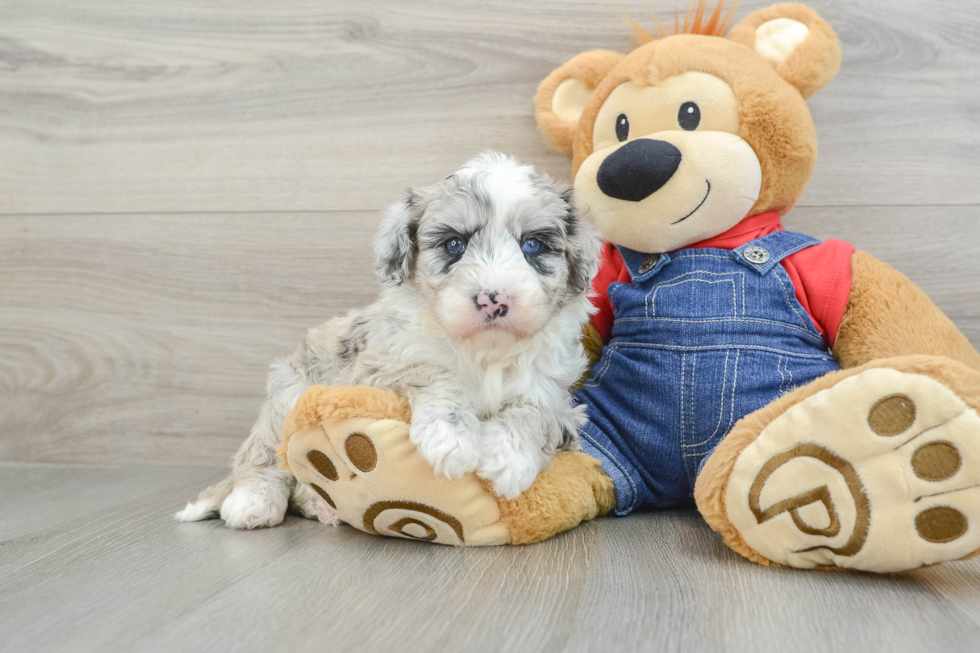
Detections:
1,0,978,467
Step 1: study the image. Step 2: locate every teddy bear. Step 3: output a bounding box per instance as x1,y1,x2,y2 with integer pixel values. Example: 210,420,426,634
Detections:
279,1,980,573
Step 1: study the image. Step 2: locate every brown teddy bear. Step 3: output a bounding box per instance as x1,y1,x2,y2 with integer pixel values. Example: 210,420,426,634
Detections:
280,1,980,572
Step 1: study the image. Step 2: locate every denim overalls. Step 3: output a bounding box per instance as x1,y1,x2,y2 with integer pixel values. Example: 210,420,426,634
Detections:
574,230,842,515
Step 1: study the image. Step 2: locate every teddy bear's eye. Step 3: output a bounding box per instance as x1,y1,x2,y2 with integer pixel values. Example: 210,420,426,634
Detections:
615,113,630,142
678,102,701,131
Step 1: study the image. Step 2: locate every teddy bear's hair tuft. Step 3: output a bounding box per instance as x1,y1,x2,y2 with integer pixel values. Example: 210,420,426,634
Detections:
625,0,738,44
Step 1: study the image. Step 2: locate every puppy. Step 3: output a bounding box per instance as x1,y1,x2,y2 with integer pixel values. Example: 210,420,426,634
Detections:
176,151,601,529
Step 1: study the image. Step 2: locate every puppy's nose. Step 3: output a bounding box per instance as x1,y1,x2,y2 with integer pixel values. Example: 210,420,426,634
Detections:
597,138,682,202
475,290,510,320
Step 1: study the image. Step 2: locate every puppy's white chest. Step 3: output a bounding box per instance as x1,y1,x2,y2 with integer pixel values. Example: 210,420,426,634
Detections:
477,363,509,417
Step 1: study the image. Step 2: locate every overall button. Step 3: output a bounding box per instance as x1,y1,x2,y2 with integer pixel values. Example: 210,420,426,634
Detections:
638,254,660,274
743,246,771,264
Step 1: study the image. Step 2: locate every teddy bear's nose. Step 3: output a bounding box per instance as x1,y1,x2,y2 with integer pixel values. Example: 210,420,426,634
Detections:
597,138,682,202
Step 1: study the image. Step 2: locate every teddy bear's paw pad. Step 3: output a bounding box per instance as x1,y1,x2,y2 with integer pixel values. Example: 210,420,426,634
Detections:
301,443,466,542
284,417,487,545
361,500,465,544
724,368,980,572
287,425,383,510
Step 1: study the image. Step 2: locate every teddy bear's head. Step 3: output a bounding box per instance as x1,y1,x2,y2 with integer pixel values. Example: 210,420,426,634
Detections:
535,2,841,253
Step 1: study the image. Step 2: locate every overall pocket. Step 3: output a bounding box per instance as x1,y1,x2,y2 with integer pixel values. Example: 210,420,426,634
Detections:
647,268,746,319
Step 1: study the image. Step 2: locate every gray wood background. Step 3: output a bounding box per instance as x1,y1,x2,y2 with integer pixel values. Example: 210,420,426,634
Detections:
1,1,980,651
2,0,979,468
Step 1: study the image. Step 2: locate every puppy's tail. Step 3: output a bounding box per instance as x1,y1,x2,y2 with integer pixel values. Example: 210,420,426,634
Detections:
174,476,234,522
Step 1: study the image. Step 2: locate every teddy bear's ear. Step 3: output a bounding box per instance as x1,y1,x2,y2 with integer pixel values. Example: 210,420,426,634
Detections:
728,3,842,99
535,50,624,154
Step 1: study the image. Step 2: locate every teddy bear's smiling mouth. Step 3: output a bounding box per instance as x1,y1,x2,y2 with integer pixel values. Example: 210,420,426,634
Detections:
671,179,711,225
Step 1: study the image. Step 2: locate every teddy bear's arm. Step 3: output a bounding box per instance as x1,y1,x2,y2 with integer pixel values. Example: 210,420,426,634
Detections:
833,251,980,371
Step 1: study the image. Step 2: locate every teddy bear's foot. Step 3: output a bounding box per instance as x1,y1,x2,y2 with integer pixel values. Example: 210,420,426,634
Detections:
697,357,980,572
278,385,514,546
279,385,615,546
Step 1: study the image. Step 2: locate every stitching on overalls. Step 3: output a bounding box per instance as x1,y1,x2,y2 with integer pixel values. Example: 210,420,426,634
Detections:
580,430,638,512
683,350,725,449
649,276,739,318
648,269,743,282
613,316,825,342
679,353,687,449
739,273,745,316
771,267,813,331
776,355,786,395
726,349,741,435
690,353,698,436
583,346,615,388
611,341,835,359
671,253,732,261
608,281,624,304
686,353,698,452
618,316,824,342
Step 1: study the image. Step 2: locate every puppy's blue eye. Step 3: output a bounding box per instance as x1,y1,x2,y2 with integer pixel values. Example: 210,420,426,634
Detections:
522,238,542,255
445,237,466,255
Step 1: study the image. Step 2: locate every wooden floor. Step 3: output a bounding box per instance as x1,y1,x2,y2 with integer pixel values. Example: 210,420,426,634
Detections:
2,464,979,653
2,1,980,651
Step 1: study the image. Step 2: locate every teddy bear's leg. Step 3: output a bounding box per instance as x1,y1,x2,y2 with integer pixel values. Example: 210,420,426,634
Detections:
493,451,616,545
695,355,980,572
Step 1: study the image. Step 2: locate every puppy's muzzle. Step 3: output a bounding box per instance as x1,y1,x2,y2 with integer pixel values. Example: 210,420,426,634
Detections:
597,138,682,202
475,290,510,321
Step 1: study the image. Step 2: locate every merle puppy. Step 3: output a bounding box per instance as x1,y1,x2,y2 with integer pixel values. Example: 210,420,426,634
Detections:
177,152,601,528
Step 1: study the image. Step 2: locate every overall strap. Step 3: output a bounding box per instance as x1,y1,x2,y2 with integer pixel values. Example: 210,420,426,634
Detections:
732,230,821,275
616,246,671,283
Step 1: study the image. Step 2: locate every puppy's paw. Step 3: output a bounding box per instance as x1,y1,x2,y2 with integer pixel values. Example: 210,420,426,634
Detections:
288,482,323,521
315,497,343,526
410,407,481,478
477,420,544,500
479,450,540,500
219,483,289,530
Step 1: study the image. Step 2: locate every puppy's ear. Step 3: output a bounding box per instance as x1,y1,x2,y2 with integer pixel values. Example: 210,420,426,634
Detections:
728,4,841,99
535,50,624,155
560,188,602,298
374,190,420,285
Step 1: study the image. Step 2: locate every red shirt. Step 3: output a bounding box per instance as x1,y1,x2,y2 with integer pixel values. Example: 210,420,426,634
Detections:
589,212,855,347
